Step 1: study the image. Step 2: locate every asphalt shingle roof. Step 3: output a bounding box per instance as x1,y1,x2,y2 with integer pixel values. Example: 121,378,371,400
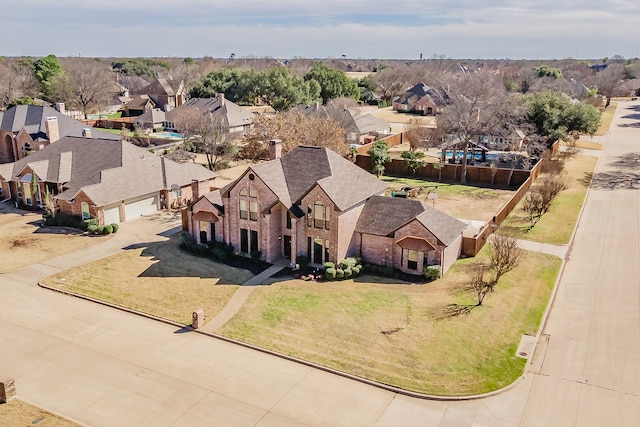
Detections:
0,105,120,141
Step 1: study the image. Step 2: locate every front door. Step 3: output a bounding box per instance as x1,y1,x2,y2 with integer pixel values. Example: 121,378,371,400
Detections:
283,235,291,258
313,238,323,264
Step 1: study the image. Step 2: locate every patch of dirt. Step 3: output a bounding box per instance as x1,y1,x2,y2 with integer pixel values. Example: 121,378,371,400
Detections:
0,399,79,426
10,236,39,248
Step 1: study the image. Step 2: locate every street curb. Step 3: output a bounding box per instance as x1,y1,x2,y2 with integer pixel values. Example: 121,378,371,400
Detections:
37,281,528,401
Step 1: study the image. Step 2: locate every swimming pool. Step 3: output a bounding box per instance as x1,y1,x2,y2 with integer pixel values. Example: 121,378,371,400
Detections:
154,132,183,139
437,151,499,161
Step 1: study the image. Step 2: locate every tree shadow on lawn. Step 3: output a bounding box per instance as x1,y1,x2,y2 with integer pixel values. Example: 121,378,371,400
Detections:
431,303,478,320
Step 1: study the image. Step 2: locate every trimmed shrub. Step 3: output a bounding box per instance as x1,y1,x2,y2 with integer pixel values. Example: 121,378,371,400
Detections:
214,248,227,262
343,268,352,278
193,243,209,256
250,250,262,261
224,244,234,256
351,265,361,275
56,212,82,229
339,257,357,270
95,225,104,235
424,265,441,281
110,223,119,233
180,232,196,251
87,224,98,234
325,267,337,280
383,266,394,277
363,264,372,273
324,262,335,270
82,218,99,230
335,268,344,279
296,255,310,268
103,224,113,234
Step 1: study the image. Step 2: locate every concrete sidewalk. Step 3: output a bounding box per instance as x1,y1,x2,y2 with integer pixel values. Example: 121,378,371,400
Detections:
200,259,289,333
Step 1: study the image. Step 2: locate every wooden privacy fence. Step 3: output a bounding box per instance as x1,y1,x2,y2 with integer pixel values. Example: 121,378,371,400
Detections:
356,132,403,155
355,140,559,256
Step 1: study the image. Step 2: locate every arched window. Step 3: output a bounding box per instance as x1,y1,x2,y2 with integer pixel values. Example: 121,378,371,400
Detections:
239,185,258,221
81,202,90,220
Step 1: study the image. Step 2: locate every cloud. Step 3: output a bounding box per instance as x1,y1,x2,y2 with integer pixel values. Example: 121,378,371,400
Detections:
5,0,640,59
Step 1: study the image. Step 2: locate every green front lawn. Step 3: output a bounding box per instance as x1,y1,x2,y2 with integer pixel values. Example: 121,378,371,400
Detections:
218,248,561,396
499,154,597,244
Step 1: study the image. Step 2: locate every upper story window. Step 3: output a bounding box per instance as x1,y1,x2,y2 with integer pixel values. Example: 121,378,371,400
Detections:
239,185,258,221
307,202,330,230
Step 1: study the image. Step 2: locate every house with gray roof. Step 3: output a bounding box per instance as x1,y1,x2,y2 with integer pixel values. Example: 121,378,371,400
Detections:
0,104,120,164
296,103,390,144
393,83,450,115
136,78,186,112
0,137,216,224
163,94,255,136
186,141,465,276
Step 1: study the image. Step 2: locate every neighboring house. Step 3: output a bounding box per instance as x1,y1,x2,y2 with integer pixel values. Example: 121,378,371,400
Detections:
296,103,390,144
0,137,216,224
478,129,528,151
163,95,255,136
136,78,187,112
393,83,450,115
618,79,640,97
122,95,156,117
134,108,166,132
186,142,466,276
0,104,119,164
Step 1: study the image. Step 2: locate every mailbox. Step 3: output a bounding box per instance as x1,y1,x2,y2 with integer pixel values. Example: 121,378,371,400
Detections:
192,309,204,329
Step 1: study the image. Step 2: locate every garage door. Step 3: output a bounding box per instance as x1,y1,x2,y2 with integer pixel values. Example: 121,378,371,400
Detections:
124,194,158,221
103,203,121,224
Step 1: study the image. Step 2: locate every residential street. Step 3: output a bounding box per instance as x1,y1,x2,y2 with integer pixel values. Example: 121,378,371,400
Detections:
0,100,638,426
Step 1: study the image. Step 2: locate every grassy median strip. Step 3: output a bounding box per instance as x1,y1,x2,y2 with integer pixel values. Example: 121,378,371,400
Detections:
596,102,617,135
42,235,250,324
218,249,561,396
499,154,598,244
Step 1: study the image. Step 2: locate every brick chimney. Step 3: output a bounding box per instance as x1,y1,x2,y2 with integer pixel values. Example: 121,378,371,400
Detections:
191,179,200,200
219,93,225,106
269,139,282,160
45,117,60,143
81,128,92,138
55,103,65,114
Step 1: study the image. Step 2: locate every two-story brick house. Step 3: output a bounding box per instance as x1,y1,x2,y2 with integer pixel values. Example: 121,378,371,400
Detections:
186,141,466,276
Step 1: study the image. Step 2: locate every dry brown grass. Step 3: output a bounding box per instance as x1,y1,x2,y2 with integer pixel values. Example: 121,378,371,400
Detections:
562,139,603,151
219,249,561,396
345,71,373,80
0,399,79,426
369,107,438,125
42,234,252,324
0,209,112,273
596,102,618,135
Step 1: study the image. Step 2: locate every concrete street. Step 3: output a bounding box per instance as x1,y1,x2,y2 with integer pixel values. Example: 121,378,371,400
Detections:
0,100,638,426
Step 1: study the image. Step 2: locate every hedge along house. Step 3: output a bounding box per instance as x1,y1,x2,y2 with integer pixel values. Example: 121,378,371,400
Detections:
186,141,467,276
0,137,216,224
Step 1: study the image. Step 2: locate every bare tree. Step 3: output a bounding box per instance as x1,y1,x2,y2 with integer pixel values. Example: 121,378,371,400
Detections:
466,262,496,306
438,70,524,184
62,58,117,118
370,65,411,102
522,191,545,229
174,108,232,170
489,233,524,281
0,59,39,108
592,63,626,108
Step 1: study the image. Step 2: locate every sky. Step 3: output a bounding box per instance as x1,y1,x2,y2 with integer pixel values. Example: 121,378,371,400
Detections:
3,0,640,60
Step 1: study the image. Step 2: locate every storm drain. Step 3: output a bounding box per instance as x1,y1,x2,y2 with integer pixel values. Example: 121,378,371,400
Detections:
516,334,537,359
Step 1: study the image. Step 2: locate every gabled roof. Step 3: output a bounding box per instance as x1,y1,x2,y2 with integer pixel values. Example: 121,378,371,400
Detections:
394,83,450,108
295,104,389,135
124,95,155,108
0,137,216,207
0,105,120,141
135,108,165,124
232,146,387,212
355,196,466,245
166,96,254,129
137,78,183,97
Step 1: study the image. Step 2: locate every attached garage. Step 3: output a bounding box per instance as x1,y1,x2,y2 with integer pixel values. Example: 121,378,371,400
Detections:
103,203,121,224
124,194,159,221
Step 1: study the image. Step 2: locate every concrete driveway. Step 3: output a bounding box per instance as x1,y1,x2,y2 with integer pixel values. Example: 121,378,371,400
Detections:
1,100,639,426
